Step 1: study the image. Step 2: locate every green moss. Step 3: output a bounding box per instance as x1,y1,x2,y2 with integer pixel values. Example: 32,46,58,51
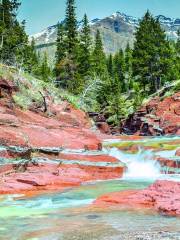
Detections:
104,140,180,151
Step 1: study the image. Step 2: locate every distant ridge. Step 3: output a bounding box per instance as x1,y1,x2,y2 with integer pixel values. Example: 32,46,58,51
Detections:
32,11,180,60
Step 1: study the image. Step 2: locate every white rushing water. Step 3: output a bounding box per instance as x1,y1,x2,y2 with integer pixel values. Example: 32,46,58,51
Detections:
106,147,180,182
107,147,161,181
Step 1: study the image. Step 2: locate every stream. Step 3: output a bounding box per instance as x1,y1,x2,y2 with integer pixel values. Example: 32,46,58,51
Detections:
0,136,180,240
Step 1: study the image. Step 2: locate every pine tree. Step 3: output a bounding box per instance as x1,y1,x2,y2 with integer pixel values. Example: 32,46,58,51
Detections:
65,0,78,58
54,23,66,77
113,49,125,93
56,0,79,92
132,11,172,93
40,52,51,82
21,37,40,73
30,38,39,73
92,30,106,75
0,0,28,65
124,43,133,90
177,30,180,55
107,54,113,78
174,30,180,79
79,14,92,78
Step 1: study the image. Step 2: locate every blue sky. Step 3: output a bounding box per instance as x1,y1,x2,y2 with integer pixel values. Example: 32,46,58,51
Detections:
18,0,180,35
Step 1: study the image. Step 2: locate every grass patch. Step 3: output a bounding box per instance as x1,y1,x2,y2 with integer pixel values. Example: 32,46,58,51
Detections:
0,63,80,110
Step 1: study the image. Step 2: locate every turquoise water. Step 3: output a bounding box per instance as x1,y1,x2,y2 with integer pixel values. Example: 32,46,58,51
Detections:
0,136,180,239
0,179,180,240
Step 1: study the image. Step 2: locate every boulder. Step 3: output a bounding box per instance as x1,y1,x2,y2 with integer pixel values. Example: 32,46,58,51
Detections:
96,122,111,134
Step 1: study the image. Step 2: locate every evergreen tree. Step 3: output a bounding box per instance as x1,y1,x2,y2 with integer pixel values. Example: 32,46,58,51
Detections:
40,52,51,82
30,38,40,74
177,30,180,55
124,43,133,90
54,23,66,77
64,0,78,57
55,0,79,92
174,30,180,79
132,11,172,93
22,37,40,73
79,14,92,78
107,54,113,78
124,43,132,74
0,0,28,65
92,30,106,75
113,49,125,93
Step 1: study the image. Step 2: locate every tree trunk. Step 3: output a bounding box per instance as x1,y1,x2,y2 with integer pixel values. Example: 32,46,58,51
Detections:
39,91,48,112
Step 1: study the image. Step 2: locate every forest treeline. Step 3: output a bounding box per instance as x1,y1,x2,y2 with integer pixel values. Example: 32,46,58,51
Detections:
0,0,180,125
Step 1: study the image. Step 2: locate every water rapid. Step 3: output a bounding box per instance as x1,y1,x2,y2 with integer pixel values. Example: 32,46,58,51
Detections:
107,147,161,180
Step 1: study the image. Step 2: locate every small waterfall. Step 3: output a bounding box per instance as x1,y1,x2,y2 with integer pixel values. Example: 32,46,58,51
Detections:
107,148,161,180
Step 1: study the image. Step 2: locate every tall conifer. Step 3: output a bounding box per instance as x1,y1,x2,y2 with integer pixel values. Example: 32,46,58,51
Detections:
56,0,79,92
133,11,172,93
54,23,66,77
40,52,51,82
92,30,106,75
79,14,92,78
107,54,113,78
0,0,28,64
65,0,78,57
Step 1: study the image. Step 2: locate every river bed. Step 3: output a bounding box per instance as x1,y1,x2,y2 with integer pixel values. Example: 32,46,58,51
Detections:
0,136,180,240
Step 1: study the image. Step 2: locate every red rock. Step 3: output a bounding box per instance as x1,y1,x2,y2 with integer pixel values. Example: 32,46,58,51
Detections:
176,148,180,157
122,92,180,136
50,102,91,128
146,97,160,113
96,122,111,134
0,161,124,195
0,126,28,147
0,164,14,174
0,113,19,126
170,102,180,115
155,157,180,172
0,78,18,96
36,152,119,163
78,165,124,180
0,108,101,150
94,180,180,217
56,112,82,127
177,129,180,135
57,153,119,163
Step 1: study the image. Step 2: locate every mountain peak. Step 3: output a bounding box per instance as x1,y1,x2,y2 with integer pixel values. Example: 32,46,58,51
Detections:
32,10,180,53
109,11,139,26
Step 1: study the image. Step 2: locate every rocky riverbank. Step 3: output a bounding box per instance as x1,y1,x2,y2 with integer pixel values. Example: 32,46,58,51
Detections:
89,92,180,136
0,75,125,195
122,92,180,136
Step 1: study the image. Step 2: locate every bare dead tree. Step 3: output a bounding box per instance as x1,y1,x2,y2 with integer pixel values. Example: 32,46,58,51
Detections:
79,76,102,108
39,91,48,112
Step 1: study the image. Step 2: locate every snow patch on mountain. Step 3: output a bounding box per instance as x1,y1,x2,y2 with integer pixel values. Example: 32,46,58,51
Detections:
31,11,180,45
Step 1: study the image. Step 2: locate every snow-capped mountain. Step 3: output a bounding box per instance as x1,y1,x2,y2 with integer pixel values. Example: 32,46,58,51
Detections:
32,11,180,56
